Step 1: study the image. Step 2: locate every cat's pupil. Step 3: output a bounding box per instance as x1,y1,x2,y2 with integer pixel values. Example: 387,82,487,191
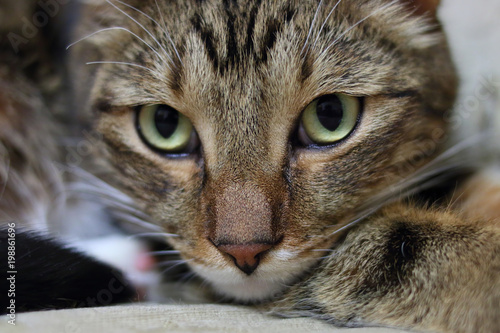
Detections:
316,95,343,131
154,105,179,138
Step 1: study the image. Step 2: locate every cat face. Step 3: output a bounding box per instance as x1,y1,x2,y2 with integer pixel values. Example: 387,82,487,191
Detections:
70,0,456,301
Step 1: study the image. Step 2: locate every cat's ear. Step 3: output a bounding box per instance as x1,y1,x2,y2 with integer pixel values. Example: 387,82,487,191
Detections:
401,0,440,17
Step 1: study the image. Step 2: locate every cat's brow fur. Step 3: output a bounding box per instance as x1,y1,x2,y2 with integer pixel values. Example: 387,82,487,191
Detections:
1,0,499,332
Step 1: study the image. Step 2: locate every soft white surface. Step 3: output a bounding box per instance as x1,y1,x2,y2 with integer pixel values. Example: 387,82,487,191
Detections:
2,304,414,333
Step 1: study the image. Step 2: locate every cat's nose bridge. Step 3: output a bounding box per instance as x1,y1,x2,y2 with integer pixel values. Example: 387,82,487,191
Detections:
203,180,287,274
208,181,277,243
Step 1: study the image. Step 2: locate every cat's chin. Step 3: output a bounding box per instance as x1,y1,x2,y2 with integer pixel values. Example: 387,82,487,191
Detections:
209,275,288,302
192,268,291,302
189,252,316,302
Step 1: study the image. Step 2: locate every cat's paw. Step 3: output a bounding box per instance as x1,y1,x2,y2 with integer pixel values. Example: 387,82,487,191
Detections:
268,204,500,333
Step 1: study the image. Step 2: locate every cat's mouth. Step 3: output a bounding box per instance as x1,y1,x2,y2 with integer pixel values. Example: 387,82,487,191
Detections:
189,248,319,302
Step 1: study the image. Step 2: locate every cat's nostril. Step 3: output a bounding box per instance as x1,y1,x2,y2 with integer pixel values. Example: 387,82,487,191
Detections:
217,243,273,275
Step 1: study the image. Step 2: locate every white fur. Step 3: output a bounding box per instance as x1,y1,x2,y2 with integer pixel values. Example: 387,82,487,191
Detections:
73,235,161,288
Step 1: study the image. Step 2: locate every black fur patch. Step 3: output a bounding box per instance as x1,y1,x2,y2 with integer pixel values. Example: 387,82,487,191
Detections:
223,3,239,68
383,89,419,99
385,222,423,275
1,230,135,313
356,222,428,298
244,0,262,56
300,49,314,82
93,98,113,113
257,5,295,64
192,13,220,71
258,18,280,63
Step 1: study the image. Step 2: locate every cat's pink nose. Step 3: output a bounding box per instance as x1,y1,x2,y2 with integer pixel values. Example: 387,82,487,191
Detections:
217,243,273,275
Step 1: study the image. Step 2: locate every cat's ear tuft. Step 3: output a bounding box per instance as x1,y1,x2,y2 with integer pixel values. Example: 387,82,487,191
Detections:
401,0,440,17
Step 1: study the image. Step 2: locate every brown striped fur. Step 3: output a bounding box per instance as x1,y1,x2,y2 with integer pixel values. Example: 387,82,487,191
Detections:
1,0,499,332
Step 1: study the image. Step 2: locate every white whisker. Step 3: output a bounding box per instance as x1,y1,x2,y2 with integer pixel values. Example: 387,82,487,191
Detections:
65,186,141,215
112,211,164,232
312,0,343,48
111,0,183,65
105,0,173,67
328,206,379,237
60,166,166,233
154,0,183,65
420,132,490,171
85,61,158,75
301,0,324,55
321,133,487,240
159,259,193,275
157,259,186,267
317,0,398,61
148,250,181,256
67,27,162,60
447,184,466,209
128,232,178,239
177,271,198,284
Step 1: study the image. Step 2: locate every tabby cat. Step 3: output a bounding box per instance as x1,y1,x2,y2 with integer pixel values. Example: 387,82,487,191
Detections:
1,0,499,332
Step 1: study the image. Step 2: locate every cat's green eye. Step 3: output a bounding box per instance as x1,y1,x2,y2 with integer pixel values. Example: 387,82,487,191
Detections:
299,94,360,146
137,104,197,154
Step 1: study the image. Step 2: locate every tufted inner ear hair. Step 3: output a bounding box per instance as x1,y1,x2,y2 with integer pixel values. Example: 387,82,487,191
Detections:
401,0,440,17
